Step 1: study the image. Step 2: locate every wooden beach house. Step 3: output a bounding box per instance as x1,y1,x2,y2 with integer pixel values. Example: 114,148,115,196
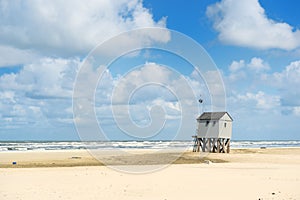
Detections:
193,112,233,153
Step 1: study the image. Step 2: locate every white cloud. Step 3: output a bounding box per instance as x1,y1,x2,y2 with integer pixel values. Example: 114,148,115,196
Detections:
229,60,245,72
0,58,204,137
109,62,209,107
203,70,226,98
91,62,204,139
228,60,246,81
293,107,300,116
247,57,270,72
236,91,280,110
269,60,300,88
227,59,300,117
17,57,80,99
0,57,80,129
206,0,300,50
0,45,39,67
265,60,300,107
228,57,269,81
228,57,269,73
0,91,15,103
228,71,246,82
0,0,167,56
112,62,178,104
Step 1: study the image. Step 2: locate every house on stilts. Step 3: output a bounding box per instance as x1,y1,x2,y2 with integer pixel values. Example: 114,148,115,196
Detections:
193,112,233,153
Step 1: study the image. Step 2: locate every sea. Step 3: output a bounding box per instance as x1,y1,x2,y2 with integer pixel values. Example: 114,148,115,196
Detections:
0,140,300,152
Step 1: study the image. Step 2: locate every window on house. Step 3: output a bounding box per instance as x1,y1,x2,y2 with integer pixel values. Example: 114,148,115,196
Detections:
205,121,209,126
224,122,227,128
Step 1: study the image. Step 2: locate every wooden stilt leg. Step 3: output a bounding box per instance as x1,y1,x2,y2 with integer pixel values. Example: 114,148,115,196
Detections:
212,138,216,153
222,138,225,153
192,137,196,152
199,138,202,152
207,138,211,152
226,139,230,153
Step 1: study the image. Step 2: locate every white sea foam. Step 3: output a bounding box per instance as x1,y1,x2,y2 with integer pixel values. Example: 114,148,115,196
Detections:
0,140,300,152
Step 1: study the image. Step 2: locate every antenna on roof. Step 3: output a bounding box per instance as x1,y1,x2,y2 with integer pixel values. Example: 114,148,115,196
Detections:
198,95,204,114
198,95,203,104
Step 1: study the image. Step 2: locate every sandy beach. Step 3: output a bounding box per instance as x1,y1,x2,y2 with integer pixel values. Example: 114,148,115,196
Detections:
0,148,300,199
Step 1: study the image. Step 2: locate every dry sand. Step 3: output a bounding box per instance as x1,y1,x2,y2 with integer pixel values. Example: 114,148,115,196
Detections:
0,148,300,199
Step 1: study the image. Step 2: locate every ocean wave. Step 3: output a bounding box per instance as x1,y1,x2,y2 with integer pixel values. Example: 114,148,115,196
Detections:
0,140,299,152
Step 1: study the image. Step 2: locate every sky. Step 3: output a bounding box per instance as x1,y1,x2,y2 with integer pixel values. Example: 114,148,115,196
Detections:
0,0,300,141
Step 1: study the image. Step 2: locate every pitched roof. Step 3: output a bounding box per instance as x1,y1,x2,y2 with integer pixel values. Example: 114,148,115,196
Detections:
197,112,233,121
